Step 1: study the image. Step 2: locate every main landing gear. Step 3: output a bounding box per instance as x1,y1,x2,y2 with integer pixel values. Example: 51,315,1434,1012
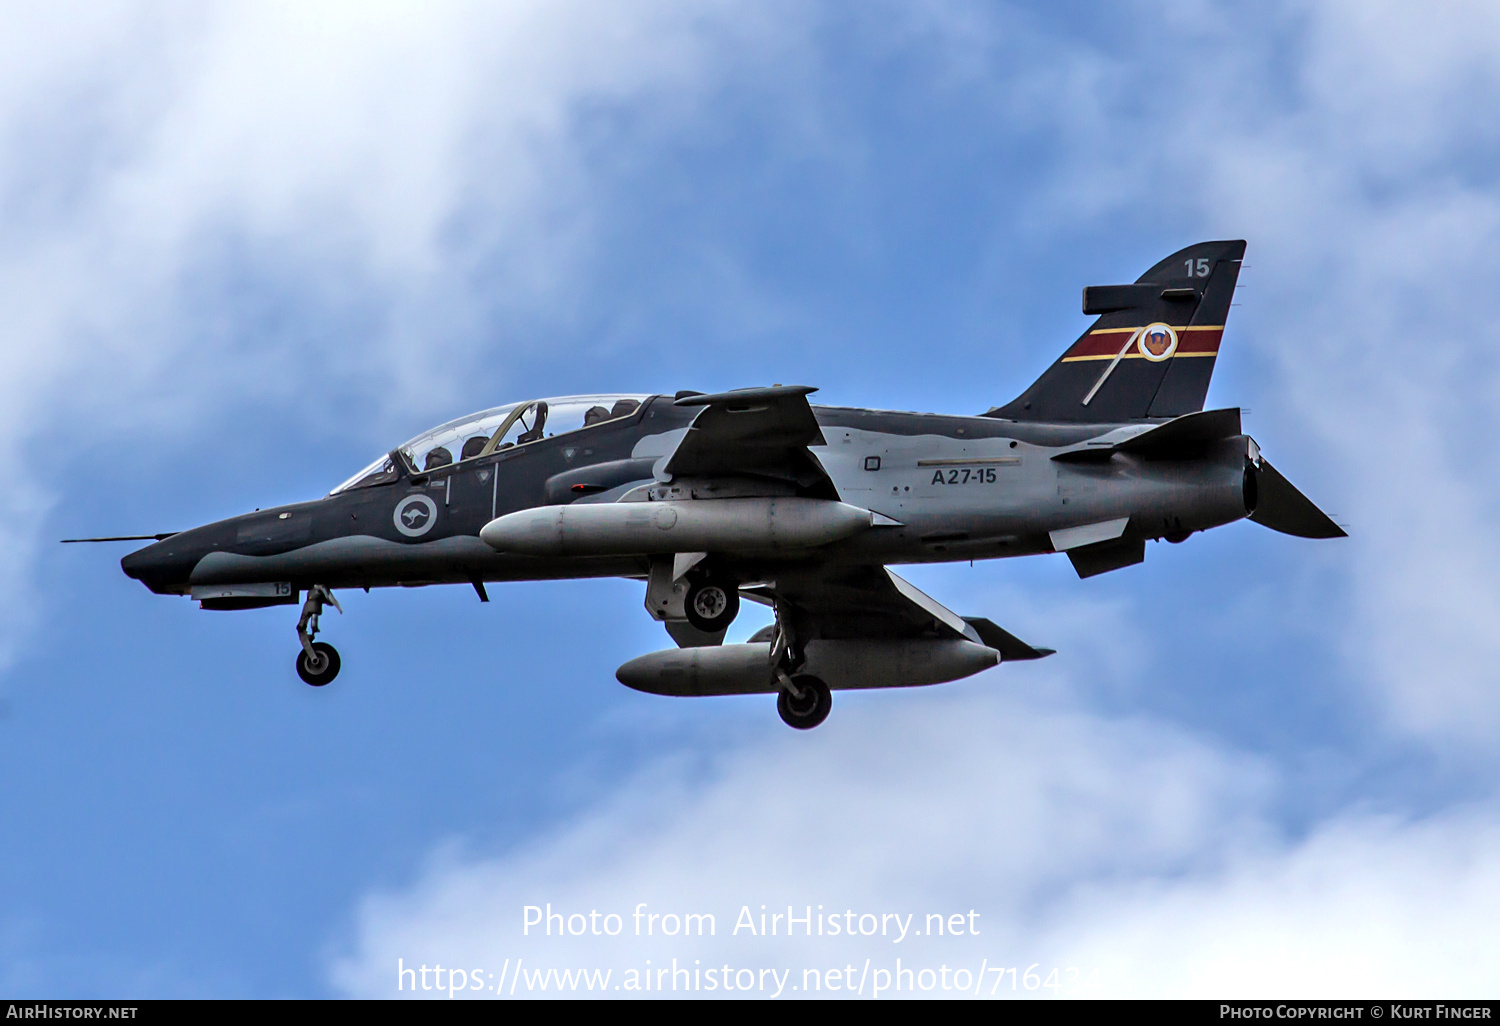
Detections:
768,611,831,730
684,577,740,633
295,585,342,686
777,675,831,730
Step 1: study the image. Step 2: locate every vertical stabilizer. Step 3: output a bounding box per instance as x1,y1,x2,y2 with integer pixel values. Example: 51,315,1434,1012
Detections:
987,240,1245,422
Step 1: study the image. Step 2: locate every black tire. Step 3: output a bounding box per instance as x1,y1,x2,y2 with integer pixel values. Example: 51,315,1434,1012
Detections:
777,674,831,730
296,641,341,686
684,579,740,633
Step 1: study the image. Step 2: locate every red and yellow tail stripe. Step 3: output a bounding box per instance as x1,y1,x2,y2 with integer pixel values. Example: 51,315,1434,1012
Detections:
1060,325,1224,362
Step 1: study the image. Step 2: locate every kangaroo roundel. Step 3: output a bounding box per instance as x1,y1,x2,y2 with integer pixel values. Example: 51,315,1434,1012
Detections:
1138,322,1178,361
393,495,437,537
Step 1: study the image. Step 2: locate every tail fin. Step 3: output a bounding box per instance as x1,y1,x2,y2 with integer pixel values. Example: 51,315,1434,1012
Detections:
986,240,1245,422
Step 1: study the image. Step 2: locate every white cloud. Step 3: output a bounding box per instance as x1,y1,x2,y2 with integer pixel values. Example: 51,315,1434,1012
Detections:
1193,3,1500,745
330,684,1274,999
1051,809,1500,999
0,0,751,421
330,681,1500,999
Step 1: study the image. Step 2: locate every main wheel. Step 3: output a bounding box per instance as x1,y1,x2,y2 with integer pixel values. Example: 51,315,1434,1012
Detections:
777,674,831,730
296,641,341,686
685,579,740,633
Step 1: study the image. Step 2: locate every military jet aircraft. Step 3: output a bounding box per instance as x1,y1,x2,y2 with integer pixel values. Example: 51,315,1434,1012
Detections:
84,240,1342,729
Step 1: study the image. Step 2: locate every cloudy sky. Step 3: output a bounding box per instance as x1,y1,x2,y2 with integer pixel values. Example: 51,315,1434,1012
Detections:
3,0,1499,999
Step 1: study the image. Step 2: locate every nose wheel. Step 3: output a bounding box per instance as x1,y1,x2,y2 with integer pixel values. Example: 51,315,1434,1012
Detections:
295,585,343,687
296,641,341,686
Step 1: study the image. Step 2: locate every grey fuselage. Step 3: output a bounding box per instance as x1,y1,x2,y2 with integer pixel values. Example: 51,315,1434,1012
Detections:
120,395,1252,598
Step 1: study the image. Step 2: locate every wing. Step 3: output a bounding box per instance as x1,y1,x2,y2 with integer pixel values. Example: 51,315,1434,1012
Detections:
747,565,1054,659
662,385,839,499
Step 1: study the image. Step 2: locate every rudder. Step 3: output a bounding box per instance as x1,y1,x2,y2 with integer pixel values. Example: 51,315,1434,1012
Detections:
986,240,1245,422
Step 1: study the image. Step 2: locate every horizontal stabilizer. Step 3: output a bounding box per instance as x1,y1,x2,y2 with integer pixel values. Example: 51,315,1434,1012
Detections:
1115,407,1242,455
961,618,1055,660
1248,459,1346,539
1053,408,1242,463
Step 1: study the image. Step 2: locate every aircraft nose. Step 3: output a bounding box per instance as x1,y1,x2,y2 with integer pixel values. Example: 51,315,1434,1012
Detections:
121,537,199,595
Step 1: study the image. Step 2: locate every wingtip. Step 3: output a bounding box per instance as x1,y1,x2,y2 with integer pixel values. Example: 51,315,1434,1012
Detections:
963,616,1055,661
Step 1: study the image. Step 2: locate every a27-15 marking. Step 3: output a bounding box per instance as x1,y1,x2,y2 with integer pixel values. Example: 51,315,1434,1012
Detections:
916,456,1020,486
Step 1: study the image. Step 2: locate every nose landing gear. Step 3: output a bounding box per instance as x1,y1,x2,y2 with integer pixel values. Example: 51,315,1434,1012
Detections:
295,585,342,686
297,641,341,686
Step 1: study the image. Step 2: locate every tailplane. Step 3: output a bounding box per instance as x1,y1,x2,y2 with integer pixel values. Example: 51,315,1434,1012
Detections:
986,240,1245,423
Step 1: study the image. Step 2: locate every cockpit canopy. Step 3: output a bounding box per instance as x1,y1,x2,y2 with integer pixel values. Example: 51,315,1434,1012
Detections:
331,394,651,494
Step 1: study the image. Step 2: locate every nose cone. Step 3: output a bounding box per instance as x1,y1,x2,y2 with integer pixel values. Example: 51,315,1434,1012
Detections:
121,536,200,595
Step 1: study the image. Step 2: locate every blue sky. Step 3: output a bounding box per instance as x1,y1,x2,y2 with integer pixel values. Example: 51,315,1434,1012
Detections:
3,0,1500,998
